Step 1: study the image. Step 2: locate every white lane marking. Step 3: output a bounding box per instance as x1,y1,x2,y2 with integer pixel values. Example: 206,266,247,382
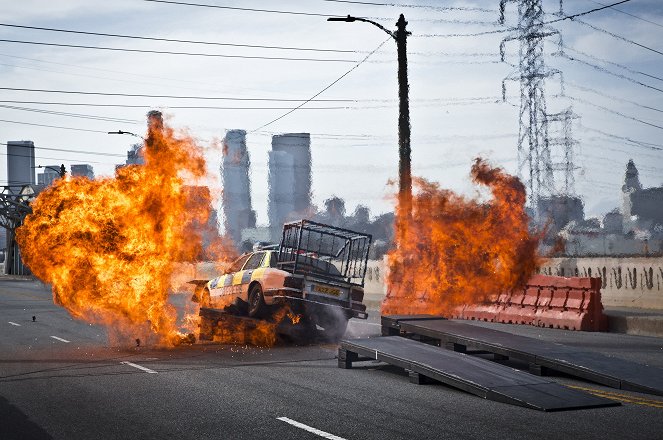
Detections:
277,417,346,440
8,322,21,326
50,336,70,343
120,361,157,374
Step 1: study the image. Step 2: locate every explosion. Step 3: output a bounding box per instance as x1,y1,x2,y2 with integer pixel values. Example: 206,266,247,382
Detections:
16,115,216,346
382,158,541,316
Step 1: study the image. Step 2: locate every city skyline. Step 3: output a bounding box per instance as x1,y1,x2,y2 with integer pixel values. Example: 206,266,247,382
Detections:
2,0,663,225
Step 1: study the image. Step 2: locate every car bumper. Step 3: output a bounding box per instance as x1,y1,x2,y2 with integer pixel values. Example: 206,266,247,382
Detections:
270,292,368,320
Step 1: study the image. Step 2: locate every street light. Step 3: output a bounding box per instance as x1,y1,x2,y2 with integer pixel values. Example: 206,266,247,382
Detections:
328,14,412,219
107,130,145,140
34,164,66,178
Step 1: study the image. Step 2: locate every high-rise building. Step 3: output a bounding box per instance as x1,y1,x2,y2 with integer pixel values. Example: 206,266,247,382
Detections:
7,141,35,186
221,130,256,246
271,133,311,212
267,133,312,240
71,164,95,179
268,150,296,241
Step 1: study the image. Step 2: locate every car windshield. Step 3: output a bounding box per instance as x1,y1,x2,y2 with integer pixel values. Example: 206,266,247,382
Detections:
228,254,251,273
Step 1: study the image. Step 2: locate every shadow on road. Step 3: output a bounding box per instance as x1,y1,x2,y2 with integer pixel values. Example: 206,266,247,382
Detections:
0,394,53,440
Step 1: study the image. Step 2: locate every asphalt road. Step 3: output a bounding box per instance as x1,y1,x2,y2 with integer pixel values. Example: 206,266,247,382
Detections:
2,279,663,440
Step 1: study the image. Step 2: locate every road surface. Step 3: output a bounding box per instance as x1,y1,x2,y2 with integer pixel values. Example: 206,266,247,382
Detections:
1,278,663,439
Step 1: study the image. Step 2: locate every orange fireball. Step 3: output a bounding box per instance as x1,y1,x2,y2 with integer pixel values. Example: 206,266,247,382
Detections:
16,118,214,346
383,158,541,316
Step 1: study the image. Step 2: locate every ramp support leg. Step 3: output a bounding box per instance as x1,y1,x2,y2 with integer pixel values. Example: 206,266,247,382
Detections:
381,326,399,336
408,370,435,385
445,342,466,353
529,363,552,376
338,348,358,369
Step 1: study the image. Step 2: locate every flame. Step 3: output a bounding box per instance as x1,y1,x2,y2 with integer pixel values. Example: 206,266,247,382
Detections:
204,306,297,347
16,120,220,346
383,158,541,316
287,311,302,325
207,316,279,347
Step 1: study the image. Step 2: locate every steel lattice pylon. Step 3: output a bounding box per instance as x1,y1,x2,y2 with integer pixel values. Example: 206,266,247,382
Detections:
500,0,561,207
547,107,579,195
0,185,38,275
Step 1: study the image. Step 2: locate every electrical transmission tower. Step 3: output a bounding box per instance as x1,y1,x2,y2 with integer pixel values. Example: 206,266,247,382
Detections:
499,0,562,207
546,107,579,195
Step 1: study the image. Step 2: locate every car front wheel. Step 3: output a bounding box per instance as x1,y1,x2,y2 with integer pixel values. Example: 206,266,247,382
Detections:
247,284,268,318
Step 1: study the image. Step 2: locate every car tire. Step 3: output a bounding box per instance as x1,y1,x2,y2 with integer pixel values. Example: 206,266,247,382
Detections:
247,284,267,318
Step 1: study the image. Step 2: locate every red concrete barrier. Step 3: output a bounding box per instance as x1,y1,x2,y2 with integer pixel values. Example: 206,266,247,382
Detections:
457,275,608,332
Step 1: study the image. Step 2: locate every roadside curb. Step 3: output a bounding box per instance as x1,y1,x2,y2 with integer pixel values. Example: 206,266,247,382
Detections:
605,311,663,338
0,275,36,281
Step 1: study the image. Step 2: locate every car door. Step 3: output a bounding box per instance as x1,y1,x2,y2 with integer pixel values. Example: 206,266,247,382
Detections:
236,251,266,300
209,253,250,297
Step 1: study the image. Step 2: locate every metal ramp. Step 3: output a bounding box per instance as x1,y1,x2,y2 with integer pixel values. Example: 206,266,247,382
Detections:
382,316,663,396
339,336,618,411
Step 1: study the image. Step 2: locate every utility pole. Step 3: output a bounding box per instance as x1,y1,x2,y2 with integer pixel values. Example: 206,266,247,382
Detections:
395,14,412,219
328,14,412,219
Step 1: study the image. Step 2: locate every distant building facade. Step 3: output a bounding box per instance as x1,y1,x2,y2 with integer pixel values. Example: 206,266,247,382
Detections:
554,159,663,256
71,164,95,179
622,159,663,232
537,195,584,242
7,141,35,186
221,129,256,246
268,133,312,241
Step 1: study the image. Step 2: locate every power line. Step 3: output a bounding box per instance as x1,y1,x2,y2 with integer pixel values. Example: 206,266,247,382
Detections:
417,29,506,38
0,87,352,102
588,0,663,29
580,125,663,151
0,99,506,110
0,95,506,107
0,105,142,124
143,0,339,17
0,150,114,165
566,95,663,131
252,37,390,132
0,52,245,90
319,0,496,12
562,45,663,83
0,23,356,54
420,0,632,37
0,39,357,62
0,142,126,158
565,82,663,115
0,118,109,133
0,103,354,112
547,0,633,24
558,52,663,94
572,18,663,57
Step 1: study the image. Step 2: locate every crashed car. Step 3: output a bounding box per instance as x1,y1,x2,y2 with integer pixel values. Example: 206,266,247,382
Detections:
192,220,372,340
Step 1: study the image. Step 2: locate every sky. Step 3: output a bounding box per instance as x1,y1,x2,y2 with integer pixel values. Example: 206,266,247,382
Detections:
1,0,663,227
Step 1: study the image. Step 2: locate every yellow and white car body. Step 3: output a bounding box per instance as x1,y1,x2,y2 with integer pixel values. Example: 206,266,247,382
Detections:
200,249,367,320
